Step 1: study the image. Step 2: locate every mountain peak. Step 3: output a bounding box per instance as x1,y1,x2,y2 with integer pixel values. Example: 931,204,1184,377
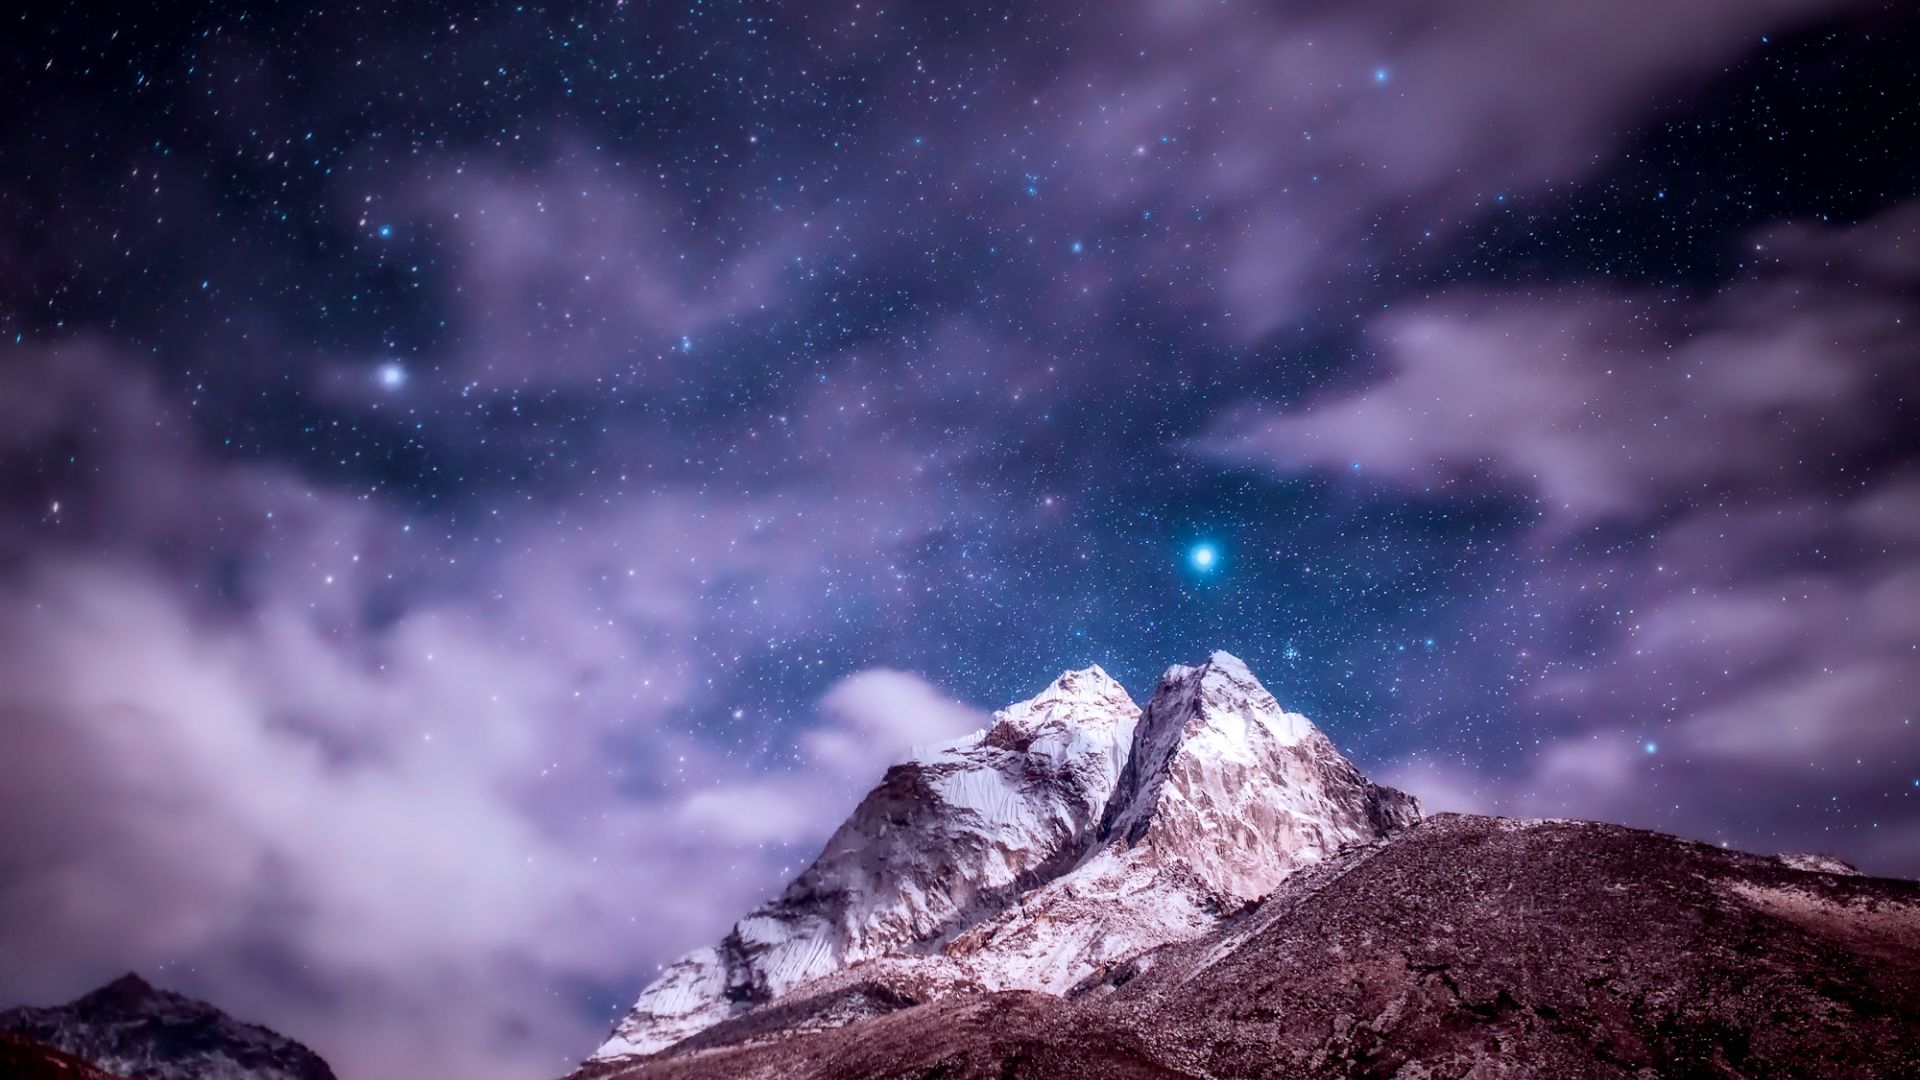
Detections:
1,975,336,1080
916,652,1420,999
590,663,1140,1062
1141,651,1311,747
1103,652,1334,856
1057,662,1126,699
994,664,1133,730
587,652,1417,1067
89,973,156,1003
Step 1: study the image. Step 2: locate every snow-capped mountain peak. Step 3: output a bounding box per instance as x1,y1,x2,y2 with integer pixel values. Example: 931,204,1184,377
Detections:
1103,650,1315,847
1097,649,1414,897
998,663,1130,726
935,651,1419,994
585,653,1420,1068
589,664,1140,1061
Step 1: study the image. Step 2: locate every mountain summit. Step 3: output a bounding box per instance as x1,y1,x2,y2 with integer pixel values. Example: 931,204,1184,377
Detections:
576,653,1920,1080
0,973,336,1080
941,651,1419,993
591,663,1143,1059
588,652,1419,1066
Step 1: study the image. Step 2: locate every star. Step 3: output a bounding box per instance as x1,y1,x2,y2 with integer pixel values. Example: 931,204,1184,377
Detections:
1188,543,1219,572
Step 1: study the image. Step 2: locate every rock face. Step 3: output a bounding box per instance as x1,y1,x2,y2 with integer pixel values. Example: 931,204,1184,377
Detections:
587,652,1421,1069
946,652,1420,993
590,664,1141,1060
580,815,1920,1080
1102,652,1422,895
0,1032,125,1080
0,973,336,1080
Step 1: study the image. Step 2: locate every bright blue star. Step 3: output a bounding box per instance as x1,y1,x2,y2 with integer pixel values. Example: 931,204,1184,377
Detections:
1373,67,1390,84
378,224,393,239
377,362,406,389
1188,543,1219,572
1643,741,1659,755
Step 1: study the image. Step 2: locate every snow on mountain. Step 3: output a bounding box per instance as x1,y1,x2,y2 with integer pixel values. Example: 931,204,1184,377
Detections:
590,665,1140,1061
586,652,1420,1068
1777,851,1862,875
1105,651,1417,898
943,650,1420,992
0,974,336,1080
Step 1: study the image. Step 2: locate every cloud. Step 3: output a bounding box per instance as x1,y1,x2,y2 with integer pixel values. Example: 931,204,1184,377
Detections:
946,0,1878,338
1376,757,1498,817
677,671,986,848
809,669,987,778
0,556,642,1080
389,152,808,391
1202,204,1920,525
0,339,999,1080
284,0,1889,408
1315,206,1920,873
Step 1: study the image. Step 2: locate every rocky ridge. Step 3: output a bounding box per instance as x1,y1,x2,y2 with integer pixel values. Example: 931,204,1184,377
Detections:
587,651,1421,1068
0,974,336,1080
583,815,1920,1080
591,663,1143,1059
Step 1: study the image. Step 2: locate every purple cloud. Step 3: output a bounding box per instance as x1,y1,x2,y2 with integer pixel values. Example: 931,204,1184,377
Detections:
1203,204,1920,524
1226,206,1920,871
0,338,1002,1080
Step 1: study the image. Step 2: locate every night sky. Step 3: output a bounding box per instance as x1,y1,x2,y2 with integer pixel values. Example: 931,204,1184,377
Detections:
3,3,1919,1078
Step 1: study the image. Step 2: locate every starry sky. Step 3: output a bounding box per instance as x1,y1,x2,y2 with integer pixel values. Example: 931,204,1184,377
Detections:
2,2,1918,1078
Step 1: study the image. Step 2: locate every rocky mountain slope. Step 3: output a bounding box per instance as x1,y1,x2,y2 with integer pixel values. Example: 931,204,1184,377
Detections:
579,815,1920,1079
585,651,1423,1071
0,974,336,1080
942,653,1420,994
0,1031,127,1080
591,664,1143,1059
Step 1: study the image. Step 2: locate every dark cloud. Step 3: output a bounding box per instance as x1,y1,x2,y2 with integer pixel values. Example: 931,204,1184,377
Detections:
392,152,808,390
1216,206,1920,866
1204,204,1920,522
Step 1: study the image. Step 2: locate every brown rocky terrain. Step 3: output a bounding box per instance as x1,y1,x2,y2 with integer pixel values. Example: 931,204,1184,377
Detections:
578,814,1920,1080
0,1031,131,1080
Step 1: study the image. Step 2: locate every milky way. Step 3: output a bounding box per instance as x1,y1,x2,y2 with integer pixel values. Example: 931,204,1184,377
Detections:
2,4,1918,1079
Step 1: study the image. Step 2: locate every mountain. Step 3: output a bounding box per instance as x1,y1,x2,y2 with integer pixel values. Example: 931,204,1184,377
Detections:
0,974,336,1080
589,664,1141,1060
942,652,1419,994
575,815,1920,1080
584,651,1422,1071
576,651,1920,1079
